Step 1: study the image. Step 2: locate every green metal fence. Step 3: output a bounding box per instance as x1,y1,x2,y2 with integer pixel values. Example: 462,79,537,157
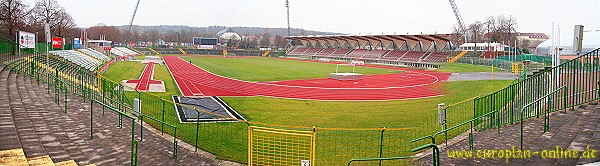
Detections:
414,48,600,157
3,34,600,165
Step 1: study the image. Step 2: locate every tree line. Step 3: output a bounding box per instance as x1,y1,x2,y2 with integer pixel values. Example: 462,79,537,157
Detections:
0,0,77,43
451,15,527,49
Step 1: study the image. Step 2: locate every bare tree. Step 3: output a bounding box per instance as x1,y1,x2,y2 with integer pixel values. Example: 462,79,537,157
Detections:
0,0,32,38
450,24,465,48
273,35,287,48
85,24,122,42
467,21,485,43
31,0,77,41
259,32,271,47
53,8,76,37
501,15,518,46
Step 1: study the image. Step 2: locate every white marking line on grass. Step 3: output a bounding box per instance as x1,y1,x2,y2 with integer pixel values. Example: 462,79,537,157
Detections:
176,57,441,90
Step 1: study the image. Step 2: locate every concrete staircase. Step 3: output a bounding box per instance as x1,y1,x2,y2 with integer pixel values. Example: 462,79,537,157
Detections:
0,66,218,165
418,102,600,165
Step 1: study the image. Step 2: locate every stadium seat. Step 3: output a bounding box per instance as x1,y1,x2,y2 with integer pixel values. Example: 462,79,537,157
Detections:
78,48,109,62
49,50,102,71
399,51,426,62
328,49,352,58
380,50,408,61
345,49,368,58
301,48,322,56
420,52,448,63
360,50,389,60
287,47,310,56
315,48,336,57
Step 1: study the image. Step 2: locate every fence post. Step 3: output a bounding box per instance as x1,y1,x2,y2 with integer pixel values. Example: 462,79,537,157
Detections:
90,100,94,140
64,81,67,114
162,100,165,135
496,109,500,134
378,127,385,166
131,118,137,166
140,115,144,141
173,128,178,159
195,111,200,152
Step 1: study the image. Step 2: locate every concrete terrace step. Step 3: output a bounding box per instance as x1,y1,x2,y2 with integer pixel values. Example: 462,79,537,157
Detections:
7,70,51,159
0,66,219,165
0,68,21,151
418,103,600,165
15,74,74,163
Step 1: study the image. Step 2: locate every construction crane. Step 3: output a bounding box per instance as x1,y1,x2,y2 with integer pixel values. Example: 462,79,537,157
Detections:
448,0,468,41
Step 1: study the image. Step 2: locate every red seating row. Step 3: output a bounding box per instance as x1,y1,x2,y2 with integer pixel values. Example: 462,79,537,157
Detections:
345,49,368,58
303,48,322,55
329,49,353,57
288,47,310,55
380,50,407,60
421,52,448,63
316,48,337,56
400,51,425,62
361,50,389,60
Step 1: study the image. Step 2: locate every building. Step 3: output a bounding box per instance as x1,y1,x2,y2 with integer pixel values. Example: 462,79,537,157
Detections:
516,32,549,51
216,28,241,42
86,40,112,51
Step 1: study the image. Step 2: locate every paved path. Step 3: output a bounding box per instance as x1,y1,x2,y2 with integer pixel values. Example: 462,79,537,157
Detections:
417,102,600,165
447,72,518,81
0,66,236,165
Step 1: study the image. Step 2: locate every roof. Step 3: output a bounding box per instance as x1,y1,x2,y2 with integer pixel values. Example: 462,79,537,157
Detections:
87,40,112,43
459,43,504,47
286,34,452,44
517,33,549,39
216,28,237,36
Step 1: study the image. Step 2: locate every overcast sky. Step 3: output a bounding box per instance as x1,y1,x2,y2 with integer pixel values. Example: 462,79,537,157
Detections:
23,0,600,47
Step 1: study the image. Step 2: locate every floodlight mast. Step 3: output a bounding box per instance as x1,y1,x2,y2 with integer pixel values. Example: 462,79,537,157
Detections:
127,0,142,46
286,0,291,37
285,0,293,49
448,0,468,42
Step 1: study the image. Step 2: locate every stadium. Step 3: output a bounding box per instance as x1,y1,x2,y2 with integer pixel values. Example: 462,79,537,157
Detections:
1,0,600,166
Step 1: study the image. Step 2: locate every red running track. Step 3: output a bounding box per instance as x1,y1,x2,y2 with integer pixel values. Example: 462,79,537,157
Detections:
126,62,157,91
163,56,451,100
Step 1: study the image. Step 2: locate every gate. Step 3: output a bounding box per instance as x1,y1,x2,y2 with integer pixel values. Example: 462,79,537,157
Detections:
248,126,316,166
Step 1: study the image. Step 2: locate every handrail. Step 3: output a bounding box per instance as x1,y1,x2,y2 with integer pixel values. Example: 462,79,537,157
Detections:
141,114,176,128
92,99,136,119
347,156,412,166
411,144,440,166
520,86,565,150
411,110,497,145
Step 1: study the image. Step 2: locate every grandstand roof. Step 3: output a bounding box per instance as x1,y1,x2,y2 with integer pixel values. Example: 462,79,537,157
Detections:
286,34,452,51
286,34,451,43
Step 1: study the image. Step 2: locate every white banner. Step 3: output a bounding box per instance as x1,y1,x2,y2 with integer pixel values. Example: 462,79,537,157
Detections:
17,31,36,49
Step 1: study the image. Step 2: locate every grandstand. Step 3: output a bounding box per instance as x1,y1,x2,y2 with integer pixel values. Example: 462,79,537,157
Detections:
49,50,101,71
399,51,426,62
286,34,451,66
110,48,127,56
315,48,336,56
328,48,353,58
361,49,388,60
78,48,110,62
345,49,368,58
286,47,310,56
380,50,407,61
115,47,139,56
